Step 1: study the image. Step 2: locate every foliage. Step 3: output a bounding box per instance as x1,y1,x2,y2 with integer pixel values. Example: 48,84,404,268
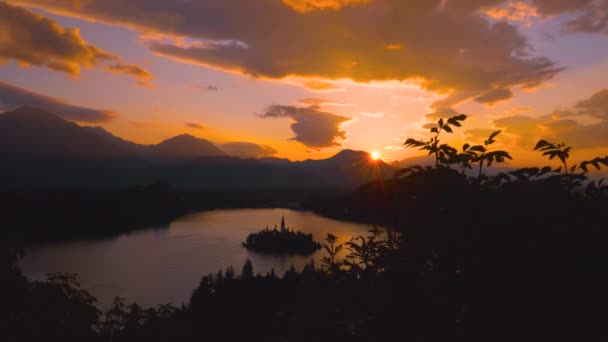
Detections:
403,114,467,168
242,227,321,254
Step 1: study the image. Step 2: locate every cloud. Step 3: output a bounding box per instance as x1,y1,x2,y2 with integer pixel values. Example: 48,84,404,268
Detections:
361,112,384,118
191,84,219,92
425,108,466,120
528,0,608,35
532,0,593,15
385,145,404,151
185,122,207,130
463,128,503,144
474,88,514,105
564,2,608,34
281,0,369,13
297,98,356,107
14,0,564,106
261,105,351,149
220,142,278,158
301,80,343,91
573,89,608,119
493,89,608,149
0,81,116,122
0,2,151,80
483,1,540,24
106,63,153,80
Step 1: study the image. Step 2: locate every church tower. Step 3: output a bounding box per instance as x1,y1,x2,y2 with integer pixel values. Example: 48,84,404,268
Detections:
281,215,286,233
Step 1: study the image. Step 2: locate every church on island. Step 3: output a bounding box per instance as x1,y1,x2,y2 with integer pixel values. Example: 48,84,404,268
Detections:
242,215,321,255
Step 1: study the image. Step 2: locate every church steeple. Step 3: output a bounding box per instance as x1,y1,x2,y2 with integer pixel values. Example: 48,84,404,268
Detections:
280,215,286,233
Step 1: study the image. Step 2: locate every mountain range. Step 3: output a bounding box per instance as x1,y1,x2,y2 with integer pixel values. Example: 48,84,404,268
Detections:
0,107,394,190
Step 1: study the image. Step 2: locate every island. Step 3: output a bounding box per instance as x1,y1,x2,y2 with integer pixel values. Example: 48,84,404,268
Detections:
242,216,322,255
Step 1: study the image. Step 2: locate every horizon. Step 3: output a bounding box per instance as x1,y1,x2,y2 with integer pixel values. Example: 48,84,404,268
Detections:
0,0,606,165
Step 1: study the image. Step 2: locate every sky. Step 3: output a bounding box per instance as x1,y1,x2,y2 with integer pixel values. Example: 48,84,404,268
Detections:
0,0,607,164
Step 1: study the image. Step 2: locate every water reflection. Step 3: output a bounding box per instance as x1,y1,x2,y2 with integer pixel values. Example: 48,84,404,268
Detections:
19,208,371,309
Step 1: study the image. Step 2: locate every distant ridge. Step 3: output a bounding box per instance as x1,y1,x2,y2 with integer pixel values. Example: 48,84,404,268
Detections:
150,134,227,159
0,106,394,189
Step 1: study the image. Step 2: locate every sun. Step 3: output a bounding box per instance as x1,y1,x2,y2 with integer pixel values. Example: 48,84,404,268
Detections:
371,151,381,160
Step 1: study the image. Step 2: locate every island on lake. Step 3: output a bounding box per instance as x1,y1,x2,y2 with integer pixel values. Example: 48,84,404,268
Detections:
242,216,322,255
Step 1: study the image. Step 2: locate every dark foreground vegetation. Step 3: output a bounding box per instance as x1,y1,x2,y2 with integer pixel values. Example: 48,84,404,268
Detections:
242,227,322,254
3,115,608,341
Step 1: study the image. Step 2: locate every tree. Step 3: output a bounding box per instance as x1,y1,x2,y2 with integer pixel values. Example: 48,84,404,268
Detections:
241,258,254,279
461,130,512,182
403,114,467,169
321,234,343,273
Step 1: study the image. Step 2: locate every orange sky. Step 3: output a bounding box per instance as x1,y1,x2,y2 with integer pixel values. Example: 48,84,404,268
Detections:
1,0,607,165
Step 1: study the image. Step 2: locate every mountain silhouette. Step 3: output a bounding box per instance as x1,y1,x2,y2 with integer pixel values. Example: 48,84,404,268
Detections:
0,106,394,189
0,106,136,159
149,134,227,159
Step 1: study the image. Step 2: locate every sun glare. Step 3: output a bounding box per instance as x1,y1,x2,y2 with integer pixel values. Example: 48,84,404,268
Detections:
371,151,381,160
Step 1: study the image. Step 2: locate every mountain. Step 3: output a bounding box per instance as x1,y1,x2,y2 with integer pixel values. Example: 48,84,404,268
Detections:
0,106,136,160
149,134,226,159
0,107,226,161
0,106,393,190
297,149,395,186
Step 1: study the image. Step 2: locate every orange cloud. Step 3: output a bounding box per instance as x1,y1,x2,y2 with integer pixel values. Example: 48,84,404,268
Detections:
13,0,565,108
0,2,151,80
106,63,153,80
483,1,539,25
281,0,369,13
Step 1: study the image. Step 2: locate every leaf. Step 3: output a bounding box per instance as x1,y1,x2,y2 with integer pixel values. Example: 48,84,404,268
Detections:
404,138,426,148
469,145,486,153
534,140,551,151
489,130,502,141
442,125,453,133
430,127,439,134
463,143,470,151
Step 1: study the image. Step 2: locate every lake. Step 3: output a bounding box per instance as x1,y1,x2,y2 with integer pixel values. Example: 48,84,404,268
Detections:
19,208,373,309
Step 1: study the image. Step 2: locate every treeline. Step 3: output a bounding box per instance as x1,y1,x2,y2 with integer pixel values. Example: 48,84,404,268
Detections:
0,185,331,243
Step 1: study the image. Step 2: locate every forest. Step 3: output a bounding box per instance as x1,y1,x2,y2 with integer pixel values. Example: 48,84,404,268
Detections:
3,115,608,341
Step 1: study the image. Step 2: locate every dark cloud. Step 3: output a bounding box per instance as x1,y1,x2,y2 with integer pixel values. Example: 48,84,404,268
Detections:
14,0,564,107
529,0,608,35
185,122,207,130
564,2,608,34
532,0,593,15
474,88,514,105
573,89,608,119
0,2,151,79
220,142,278,158
261,105,351,149
0,81,116,122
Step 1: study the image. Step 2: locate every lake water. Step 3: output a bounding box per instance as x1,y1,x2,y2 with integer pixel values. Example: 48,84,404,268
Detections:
19,208,372,309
